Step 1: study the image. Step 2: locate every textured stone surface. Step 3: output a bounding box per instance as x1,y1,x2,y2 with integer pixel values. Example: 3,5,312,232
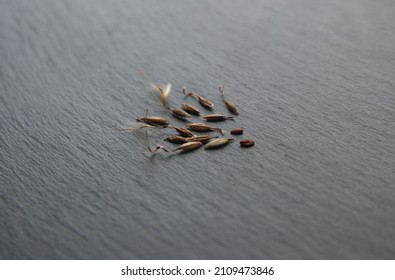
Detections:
1,0,395,259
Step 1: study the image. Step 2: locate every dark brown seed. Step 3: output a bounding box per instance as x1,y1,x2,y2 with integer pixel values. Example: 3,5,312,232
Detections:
231,128,244,135
137,116,169,126
181,103,200,115
240,139,255,148
203,114,234,122
187,123,224,135
164,135,187,144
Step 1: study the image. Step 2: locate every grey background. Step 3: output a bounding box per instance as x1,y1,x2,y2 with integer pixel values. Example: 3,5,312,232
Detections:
1,0,395,259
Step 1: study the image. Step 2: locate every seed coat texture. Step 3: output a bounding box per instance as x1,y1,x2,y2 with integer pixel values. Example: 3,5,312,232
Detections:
231,128,244,135
240,139,255,148
187,122,212,131
204,138,234,150
164,135,188,144
197,96,214,109
169,108,191,119
171,126,195,137
181,103,200,115
173,141,203,153
136,116,169,126
203,114,234,122
187,123,225,135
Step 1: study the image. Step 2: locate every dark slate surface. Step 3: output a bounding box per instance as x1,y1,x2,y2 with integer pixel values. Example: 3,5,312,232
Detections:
1,0,395,259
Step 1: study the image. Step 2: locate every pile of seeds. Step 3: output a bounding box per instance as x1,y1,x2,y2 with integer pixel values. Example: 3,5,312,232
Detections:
116,83,255,154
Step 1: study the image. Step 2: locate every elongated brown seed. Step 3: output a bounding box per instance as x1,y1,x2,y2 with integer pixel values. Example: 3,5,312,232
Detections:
164,135,188,144
225,100,239,115
173,141,202,153
240,139,255,148
169,108,191,120
203,114,234,122
186,122,211,131
186,135,218,143
231,128,244,135
169,126,195,137
187,123,225,135
219,85,239,115
197,96,214,109
204,138,234,150
181,103,200,115
183,87,214,109
136,116,169,126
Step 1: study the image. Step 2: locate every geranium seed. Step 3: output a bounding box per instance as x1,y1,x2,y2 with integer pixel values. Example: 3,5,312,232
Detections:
168,126,195,137
197,96,214,109
203,114,234,122
173,141,202,153
187,123,224,135
204,138,234,150
164,135,188,144
136,116,169,126
219,85,239,115
181,103,200,115
169,108,191,120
